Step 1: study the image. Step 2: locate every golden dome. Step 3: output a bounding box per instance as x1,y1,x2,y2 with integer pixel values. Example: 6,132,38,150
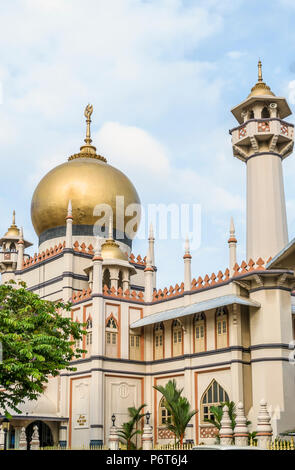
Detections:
101,239,128,261
31,105,141,242
4,211,20,238
248,60,275,98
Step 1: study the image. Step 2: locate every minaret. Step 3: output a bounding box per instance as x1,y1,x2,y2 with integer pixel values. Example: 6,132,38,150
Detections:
183,236,192,291
144,248,154,303
148,223,156,288
228,217,237,275
230,61,294,261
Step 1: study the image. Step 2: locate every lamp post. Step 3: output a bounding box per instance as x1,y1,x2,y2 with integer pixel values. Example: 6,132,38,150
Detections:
2,418,10,450
111,414,116,427
146,411,151,425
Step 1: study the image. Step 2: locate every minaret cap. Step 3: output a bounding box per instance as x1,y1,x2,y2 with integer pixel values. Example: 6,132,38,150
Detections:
248,60,275,98
228,217,237,244
183,236,192,259
4,210,20,238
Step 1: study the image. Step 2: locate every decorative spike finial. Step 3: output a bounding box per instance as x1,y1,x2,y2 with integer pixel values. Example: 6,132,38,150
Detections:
258,59,263,82
67,200,72,218
84,104,93,145
19,227,23,240
184,236,190,255
149,222,155,240
12,210,16,226
229,217,235,237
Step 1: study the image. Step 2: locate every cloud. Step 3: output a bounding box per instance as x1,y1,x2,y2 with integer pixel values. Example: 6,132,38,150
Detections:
96,122,170,173
227,51,246,60
288,80,295,104
95,121,243,213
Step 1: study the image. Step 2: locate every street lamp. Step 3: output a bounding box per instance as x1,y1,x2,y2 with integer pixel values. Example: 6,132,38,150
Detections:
146,411,151,425
111,414,116,427
2,418,10,450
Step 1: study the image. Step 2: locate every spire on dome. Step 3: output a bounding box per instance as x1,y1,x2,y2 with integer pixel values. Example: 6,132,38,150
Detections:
258,59,263,82
4,210,20,238
248,59,274,98
84,104,93,146
68,104,107,162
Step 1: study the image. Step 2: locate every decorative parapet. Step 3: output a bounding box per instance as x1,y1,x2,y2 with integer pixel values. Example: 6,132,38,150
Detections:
128,253,147,266
152,282,184,302
191,269,230,291
103,285,144,302
22,241,65,269
73,241,94,255
232,257,272,276
71,287,92,304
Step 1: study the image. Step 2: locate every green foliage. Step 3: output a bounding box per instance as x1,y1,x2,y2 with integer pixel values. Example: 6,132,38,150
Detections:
153,379,198,446
0,281,85,415
117,404,147,450
204,401,252,443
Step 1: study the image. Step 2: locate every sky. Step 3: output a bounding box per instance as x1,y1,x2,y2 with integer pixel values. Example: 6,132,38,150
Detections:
1,0,295,288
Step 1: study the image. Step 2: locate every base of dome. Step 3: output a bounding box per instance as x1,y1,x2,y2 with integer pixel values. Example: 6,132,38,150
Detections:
38,225,133,248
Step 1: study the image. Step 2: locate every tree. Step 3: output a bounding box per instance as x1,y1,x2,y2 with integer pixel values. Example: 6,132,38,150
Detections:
154,379,198,447
117,404,147,449
0,281,85,415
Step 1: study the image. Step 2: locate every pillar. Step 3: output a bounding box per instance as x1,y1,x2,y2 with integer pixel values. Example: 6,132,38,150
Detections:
219,405,233,446
256,399,272,449
233,402,249,447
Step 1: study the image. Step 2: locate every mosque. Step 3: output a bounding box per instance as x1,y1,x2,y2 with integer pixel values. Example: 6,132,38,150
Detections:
0,62,295,448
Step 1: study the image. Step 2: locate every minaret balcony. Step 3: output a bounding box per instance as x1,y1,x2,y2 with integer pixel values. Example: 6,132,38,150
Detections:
0,251,18,264
230,118,294,146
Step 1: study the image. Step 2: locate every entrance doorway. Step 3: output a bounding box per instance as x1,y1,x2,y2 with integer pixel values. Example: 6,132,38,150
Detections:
26,421,54,449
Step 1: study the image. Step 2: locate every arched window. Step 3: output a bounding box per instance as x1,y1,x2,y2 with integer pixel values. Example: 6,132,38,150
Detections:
172,319,183,357
118,270,123,290
249,110,254,119
261,106,270,118
154,322,164,360
216,307,228,349
103,268,111,289
159,397,172,426
129,332,141,360
105,316,118,357
86,317,93,350
201,380,229,423
10,243,16,252
194,313,206,353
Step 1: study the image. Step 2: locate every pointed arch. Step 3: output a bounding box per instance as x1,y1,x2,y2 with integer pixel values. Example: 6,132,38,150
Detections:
172,319,183,357
86,315,93,350
159,396,172,426
261,106,270,118
200,379,229,423
154,322,164,360
118,270,123,289
103,268,111,289
215,306,229,349
105,314,118,358
193,312,206,353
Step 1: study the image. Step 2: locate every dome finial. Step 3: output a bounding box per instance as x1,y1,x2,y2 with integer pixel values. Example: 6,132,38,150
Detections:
68,104,107,163
258,59,263,82
84,104,93,145
12,210,16,226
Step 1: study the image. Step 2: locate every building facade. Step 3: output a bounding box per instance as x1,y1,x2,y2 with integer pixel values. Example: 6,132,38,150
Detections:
1,63,295,449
